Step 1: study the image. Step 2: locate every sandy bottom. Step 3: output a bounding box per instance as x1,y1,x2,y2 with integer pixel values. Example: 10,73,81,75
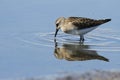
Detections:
10,70,120,80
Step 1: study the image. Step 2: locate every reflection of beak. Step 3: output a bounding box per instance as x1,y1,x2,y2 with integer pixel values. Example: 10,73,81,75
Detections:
54,28,59,37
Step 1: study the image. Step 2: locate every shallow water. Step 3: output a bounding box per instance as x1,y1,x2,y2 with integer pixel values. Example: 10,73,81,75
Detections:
0,0,120,79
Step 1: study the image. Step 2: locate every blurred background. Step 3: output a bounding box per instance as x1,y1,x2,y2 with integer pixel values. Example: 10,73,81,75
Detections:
0,0,120,79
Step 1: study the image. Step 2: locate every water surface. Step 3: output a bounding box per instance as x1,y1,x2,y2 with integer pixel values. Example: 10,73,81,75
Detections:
0,0,120,79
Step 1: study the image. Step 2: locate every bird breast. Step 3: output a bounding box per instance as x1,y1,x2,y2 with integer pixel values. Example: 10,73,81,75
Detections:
61,22,76,33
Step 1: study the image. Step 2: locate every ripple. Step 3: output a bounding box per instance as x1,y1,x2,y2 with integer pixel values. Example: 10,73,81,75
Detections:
15,28,120,52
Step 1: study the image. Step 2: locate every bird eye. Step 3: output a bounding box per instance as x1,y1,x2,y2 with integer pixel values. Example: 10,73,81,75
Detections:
56,23,59,27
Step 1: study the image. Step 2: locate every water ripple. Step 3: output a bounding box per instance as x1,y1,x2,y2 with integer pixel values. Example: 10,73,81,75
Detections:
16,28,120,52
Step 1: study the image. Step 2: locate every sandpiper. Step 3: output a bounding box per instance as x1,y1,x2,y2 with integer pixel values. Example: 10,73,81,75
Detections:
54,17,111,42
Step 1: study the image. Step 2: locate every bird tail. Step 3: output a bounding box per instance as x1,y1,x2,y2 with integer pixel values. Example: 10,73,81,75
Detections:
103,19,111,22
99,19,111,24
98,56,109,62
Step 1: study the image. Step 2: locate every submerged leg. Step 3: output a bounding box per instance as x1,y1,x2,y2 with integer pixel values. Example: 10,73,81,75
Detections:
80,35,84,42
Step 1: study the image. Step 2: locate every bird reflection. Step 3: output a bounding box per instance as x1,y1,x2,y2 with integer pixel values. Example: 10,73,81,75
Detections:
54,40,109,62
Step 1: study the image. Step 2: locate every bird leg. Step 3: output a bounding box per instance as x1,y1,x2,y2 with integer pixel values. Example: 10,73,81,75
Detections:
80,35,84,42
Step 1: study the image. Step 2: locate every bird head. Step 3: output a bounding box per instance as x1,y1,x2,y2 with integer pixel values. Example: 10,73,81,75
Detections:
54,17,65,37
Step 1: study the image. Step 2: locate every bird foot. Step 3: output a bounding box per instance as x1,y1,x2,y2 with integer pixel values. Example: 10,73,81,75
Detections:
80,35,84,43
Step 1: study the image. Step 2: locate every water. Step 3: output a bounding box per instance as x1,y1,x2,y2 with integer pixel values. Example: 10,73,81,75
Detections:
0,0,120,79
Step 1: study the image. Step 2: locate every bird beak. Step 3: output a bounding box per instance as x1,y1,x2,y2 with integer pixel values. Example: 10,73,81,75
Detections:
54,28,59,37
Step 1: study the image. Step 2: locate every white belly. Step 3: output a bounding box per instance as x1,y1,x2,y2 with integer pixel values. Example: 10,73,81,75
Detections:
66,26,98,35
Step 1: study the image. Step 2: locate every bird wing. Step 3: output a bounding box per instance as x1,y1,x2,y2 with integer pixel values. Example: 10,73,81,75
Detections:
67,17,104,29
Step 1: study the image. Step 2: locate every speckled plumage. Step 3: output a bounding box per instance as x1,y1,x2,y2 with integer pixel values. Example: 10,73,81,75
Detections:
55,17,111,42
67,17,111,29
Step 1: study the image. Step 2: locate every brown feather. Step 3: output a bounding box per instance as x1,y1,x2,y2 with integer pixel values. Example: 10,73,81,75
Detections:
67,17,111,29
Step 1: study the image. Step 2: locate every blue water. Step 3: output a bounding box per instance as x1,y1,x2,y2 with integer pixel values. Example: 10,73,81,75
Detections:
0,0,120,79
